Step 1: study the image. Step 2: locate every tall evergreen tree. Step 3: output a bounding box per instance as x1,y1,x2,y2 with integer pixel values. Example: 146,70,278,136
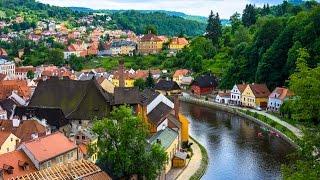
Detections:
146,70,155,88
242,4,257,27
206,11,222,46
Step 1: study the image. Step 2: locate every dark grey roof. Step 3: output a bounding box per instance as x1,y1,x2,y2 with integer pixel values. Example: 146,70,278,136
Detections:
0,98,18,117
14,106,68,128
167,113,181,129
28,79,111,120
139,89,160,106
191,74,218,88
155,80,181,91
113,87,141,105
147,102,173,126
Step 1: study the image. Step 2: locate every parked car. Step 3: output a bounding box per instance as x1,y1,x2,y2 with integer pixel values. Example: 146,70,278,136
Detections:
255,106,262,111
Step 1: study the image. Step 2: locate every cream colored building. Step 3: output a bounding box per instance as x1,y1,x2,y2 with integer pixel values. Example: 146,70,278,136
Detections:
0,58,15,80
0,132,20,154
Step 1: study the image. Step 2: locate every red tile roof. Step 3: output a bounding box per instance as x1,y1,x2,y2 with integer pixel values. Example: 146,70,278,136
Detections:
0,120,47,142
140,33,162,42
0,131,11,146
15,66,36,73
0,80,31,100
20,132,77,163
249,84,270,98
0,73,6,81
173,69,190,77
269,87,294,100
170,37,188,46
0,150,37,179
0,48,8,56
236,84,248,93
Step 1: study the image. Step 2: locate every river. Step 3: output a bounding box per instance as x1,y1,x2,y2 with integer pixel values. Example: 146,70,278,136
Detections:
180,102,295,180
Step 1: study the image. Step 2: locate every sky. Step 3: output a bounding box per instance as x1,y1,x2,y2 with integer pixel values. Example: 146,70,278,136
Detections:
37,0,286,18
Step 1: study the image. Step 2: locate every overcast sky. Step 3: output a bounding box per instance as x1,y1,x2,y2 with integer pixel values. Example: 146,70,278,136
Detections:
37,0,286,18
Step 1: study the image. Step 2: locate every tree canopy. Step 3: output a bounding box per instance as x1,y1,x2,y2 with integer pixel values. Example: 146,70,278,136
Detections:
90,106,167,179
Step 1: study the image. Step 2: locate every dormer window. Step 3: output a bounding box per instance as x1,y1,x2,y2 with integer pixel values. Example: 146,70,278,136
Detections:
18,160,30,171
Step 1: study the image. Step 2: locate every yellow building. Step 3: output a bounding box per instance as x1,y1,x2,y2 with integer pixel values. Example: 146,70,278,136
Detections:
169,37,189,51
138,33,164,55
241,84,270,108
112,78,135,87
149,127,179,173
120,45,136,56
178,114,189,143
0,132,20,154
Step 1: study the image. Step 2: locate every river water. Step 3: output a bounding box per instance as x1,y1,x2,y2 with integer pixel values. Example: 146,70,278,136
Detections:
180,102,295,180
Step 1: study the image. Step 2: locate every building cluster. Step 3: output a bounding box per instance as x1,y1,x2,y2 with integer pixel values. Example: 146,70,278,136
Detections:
214,83,293,111
0,58,195,179
0,15,189,60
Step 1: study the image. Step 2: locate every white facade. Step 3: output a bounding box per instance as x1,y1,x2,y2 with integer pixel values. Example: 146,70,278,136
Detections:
268,98,283,111
0,58,15,79
63,51,80,59
231,85,242,105
215,94,231,104
0,106,7,119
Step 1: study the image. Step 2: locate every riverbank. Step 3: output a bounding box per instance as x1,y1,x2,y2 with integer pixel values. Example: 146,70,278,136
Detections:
166,137,208,180
180,96,302,148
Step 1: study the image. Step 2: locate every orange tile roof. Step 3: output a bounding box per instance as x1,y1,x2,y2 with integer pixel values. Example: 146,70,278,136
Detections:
0,150,37,179
140,33,162,42
20,132,77,163
269,87,294,100
236,84,248,93
173,69,190,77
0,48,8,56
15,66,35,73
0,73,6,81
0,131,11,145
170,37,189,46
0,80,31,100
0,120,47,142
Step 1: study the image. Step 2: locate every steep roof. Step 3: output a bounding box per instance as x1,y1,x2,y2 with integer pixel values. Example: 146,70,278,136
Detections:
14,106,68,129
147,102,173,126
28,79,111,120
249,84,270,98
236,84,247,93
0,98,18,117
140,33,162,42
170,37,189,46
20,132,77,163
113,87,141,105
0,119,47,142
0,131,11,146
0,150,37,179
149,128,178,149
173,69,190,77
155,80,181,91
269,87,293,100
0,80,31,100
140,89,160,106
191,74,218,88
0,48,8,56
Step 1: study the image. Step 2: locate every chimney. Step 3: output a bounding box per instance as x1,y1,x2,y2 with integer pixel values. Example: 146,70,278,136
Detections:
174,95,180,119
118,59,125,88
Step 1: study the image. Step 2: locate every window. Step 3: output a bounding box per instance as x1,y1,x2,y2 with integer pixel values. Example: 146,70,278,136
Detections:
46,160,51,168
11,138,13,142
56,156,63,163
82,136,85,140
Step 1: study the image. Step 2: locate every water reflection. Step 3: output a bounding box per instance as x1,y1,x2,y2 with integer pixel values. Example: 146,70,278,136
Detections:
181,102,295,180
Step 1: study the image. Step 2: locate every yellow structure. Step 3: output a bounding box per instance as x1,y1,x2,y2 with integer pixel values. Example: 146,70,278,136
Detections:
138,33,164,55
100,79,115,94
178,114,189,143
0,132,20,154
112,78,135,87
241,84,270,108
120,45,135,56
169,37,189,51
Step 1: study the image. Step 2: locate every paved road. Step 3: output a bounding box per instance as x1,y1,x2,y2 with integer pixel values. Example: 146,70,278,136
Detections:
166,138,202,180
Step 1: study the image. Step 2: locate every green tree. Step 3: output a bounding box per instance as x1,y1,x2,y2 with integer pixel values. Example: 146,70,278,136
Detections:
90,106,167,179
229,12,241,34
282,127,320,179
26,70,34,79
134,78,146,90
69,55,84,71
286,48,320,124
242,4,257,27
146,70,155,88
144,24,157,35
206,11,222,46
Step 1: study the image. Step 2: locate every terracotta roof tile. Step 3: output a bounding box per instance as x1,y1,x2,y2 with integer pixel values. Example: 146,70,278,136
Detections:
249,84,270,98
173,69,190,77
20,132,77,163
0,150,37,179
236,84,247,93
0,80,31,100
269,87,294,100
0,131,11,146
